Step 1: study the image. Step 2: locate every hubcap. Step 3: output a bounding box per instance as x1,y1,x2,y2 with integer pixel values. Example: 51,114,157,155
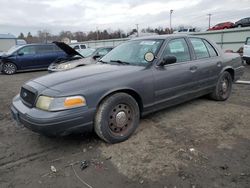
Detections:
220,77,229,97
116,111,127,127
4,64,15,74
108,104,132,135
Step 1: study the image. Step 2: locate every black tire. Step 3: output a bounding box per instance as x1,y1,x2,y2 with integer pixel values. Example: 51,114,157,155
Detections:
246,60,250,65
209,71,233,101
2,62,17,75
237,24,242,28
94,93,140,143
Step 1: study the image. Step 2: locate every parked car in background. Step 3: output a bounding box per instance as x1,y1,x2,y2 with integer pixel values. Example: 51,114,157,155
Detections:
0,44,67,74
69,43,87,51
208,22,234,31
11,35,244,143
235,17,250,28
243,37,250,65
173,28,196,33
48,43,113,72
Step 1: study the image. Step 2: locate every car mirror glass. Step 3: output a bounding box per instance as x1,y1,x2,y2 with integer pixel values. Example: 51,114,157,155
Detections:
159,55,177,66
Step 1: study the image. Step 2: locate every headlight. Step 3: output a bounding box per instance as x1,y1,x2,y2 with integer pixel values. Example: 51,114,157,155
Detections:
57,63,74,70
36,95,86,111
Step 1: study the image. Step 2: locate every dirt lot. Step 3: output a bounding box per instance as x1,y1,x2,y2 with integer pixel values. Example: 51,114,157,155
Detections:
0,66,250,188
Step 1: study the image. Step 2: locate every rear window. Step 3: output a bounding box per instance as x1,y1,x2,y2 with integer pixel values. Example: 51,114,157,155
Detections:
37,45,54,53
190,38,209,59
203,40,218,57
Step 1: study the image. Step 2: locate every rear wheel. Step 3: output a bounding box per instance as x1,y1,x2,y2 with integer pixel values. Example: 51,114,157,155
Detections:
2,62,17,75
246,60,250,65
209,72,232,101
94,93,140,143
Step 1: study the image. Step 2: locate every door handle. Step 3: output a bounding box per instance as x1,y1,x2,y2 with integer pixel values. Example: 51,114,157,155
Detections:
190,66,198,72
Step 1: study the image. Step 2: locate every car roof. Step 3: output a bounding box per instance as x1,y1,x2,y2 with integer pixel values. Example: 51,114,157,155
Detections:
21,43,55,47
131,34,199,40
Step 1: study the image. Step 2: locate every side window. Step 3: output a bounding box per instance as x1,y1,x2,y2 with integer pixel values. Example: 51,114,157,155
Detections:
163,38,191,63
203,40,218,57
97,49,109,56
18,46,36,55
37,45,54,54
246,38,250,45
74,45,80,50
80,45,86,49
190,38,210,59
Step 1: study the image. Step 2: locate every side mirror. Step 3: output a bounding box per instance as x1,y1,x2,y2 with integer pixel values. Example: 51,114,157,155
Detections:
93,55,101,60
158,56,177,66
18,52,24,56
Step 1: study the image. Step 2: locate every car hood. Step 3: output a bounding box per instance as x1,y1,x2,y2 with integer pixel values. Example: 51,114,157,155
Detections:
54,57,96,67
32,64,145,93
53,41,84,58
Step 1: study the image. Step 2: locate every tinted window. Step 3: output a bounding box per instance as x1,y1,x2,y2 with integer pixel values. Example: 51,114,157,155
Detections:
74,46,80,50
54,45,63,52
18,46,36,55
163,38,191,63
80,45,86,49
246,38,250,45
96,48,111,56
37,45,54,54
190,38,209,59
203,40,218,57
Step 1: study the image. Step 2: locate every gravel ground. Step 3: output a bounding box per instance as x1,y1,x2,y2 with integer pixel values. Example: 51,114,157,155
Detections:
0,66,250,188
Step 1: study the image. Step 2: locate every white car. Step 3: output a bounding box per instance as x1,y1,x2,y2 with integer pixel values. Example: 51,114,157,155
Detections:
69,43,87,51
243,37,250,65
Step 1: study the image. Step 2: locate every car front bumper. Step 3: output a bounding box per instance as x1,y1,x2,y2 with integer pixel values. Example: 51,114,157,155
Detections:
11,95,95,136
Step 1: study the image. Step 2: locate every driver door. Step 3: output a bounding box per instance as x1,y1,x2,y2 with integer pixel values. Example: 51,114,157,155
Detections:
17,46,38,69
153,37,198,108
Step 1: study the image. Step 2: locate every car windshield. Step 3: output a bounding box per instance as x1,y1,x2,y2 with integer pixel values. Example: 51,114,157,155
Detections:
79,48,96,57
6,45,23,55
101,39,164,65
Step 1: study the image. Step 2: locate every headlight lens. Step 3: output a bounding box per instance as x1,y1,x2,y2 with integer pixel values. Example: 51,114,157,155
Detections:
36,95,86,111
57,63,74,70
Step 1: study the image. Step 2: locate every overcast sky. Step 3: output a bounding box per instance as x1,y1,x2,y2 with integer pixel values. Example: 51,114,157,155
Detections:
0,0,250,36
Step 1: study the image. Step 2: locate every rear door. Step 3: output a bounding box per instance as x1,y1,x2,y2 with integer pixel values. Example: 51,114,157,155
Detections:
188,37,222,89
16,45,38,69
243,37,250,58
36,45,59,68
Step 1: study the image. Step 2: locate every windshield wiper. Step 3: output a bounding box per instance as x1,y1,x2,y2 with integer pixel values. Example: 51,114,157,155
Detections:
110,60,130,65
98,60,108,64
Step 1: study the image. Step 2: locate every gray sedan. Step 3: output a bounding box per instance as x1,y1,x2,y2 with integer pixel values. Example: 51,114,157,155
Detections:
11,35,244,143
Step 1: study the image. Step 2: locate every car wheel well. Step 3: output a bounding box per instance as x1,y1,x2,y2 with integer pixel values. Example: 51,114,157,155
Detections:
3,61,18,68
98,89,143,115
224,68,234,81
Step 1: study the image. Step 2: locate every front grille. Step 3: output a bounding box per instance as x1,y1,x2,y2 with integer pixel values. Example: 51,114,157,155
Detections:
20,87,37,107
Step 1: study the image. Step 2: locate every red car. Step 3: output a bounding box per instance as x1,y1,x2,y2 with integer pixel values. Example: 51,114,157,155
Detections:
208,22,234,31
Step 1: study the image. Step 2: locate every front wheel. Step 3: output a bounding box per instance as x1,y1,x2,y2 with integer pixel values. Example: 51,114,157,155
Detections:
246,60,250,65
2,62,17,75
94,93,140,143
209,72,233,101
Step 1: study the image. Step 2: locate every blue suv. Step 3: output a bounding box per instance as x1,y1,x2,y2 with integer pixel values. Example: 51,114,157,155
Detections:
0,44,66,75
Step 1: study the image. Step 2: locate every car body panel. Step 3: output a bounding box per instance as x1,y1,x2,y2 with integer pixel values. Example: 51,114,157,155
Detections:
11,35,244,136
